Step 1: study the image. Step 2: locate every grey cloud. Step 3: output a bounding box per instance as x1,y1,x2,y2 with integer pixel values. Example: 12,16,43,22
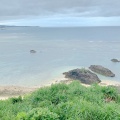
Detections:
0,0,120,18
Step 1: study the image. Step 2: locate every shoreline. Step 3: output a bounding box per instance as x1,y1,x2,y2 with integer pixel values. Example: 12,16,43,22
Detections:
0,76,120,100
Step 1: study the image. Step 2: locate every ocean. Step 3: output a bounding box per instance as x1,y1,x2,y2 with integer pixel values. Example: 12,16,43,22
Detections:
0,26,120,86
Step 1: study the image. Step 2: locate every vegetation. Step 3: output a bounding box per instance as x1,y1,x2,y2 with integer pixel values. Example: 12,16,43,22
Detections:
0,81,120,120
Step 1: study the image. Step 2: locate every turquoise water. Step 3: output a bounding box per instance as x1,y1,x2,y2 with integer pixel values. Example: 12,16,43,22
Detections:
0,26,120,86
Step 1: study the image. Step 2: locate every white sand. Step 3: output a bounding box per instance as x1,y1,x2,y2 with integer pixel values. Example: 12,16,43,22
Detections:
0,75,120,100
99,80,120,86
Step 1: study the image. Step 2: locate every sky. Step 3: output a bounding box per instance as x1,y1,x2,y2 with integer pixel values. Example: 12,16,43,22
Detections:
0,0,120,26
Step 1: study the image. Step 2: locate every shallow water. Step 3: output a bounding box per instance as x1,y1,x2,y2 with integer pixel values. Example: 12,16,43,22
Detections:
0,26,120,86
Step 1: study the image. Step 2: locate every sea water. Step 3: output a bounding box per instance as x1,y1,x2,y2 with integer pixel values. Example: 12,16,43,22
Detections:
0,26,120,86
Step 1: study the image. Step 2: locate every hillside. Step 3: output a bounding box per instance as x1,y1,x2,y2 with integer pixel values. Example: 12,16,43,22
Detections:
0,81,120,120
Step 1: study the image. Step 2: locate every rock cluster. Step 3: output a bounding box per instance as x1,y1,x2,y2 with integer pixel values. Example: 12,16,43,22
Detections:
30,50,36,53
89,65,115,77
63,68,101,85
111,59,120,62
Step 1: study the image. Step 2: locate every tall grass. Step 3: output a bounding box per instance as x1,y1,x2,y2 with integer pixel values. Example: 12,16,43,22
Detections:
0,81,120,120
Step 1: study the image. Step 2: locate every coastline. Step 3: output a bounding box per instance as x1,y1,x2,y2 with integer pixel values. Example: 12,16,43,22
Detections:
0,75,120,100
0,85,37,100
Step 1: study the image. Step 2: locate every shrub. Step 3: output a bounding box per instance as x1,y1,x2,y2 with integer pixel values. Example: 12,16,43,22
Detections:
16,112,27,120
102,86,118,101
10,96,22,104
0,81,120,120
25,108,59,120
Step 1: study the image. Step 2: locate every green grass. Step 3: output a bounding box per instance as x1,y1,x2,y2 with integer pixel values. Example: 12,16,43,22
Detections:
0,81,120,120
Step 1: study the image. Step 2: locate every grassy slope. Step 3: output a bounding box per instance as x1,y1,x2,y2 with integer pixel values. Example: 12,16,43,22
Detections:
0,81,120,120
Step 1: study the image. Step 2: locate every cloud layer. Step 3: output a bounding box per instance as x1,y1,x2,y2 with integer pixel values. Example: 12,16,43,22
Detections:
0,0,120,18
0,0,120,26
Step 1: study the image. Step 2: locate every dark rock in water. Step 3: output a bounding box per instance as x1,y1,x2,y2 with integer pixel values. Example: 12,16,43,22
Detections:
89,65,115,77
30,50,36,53
111,59,120,62
63,68,101,85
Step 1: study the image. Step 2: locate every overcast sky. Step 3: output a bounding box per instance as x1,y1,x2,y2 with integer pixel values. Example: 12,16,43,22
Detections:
0,0,120,26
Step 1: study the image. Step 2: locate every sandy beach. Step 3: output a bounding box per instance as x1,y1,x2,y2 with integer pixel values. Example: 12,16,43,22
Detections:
0,75,120,100
0,85,37,100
